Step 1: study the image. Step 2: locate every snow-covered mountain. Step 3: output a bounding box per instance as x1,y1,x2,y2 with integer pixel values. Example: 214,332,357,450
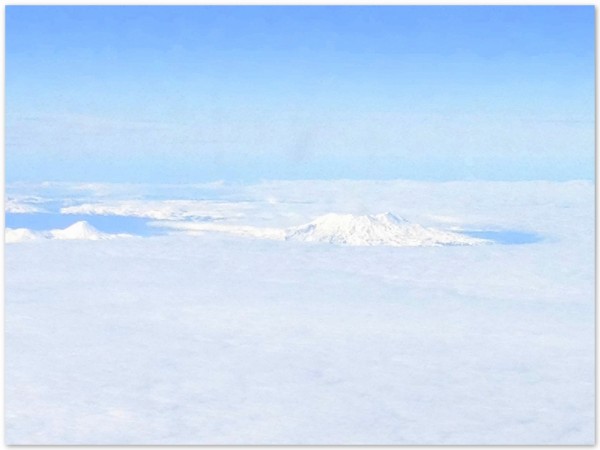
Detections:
49,221,136,240
49,221,111,240
285,212,488,247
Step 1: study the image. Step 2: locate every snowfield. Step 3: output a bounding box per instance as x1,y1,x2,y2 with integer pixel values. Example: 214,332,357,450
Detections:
4,180,594,444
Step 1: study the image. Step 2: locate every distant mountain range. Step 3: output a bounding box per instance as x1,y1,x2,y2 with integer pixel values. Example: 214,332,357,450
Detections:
6,213,489,247
6,221,133,243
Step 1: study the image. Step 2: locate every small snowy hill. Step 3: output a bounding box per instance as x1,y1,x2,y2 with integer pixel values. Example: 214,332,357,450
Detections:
5,228,41,243
285,212,488,247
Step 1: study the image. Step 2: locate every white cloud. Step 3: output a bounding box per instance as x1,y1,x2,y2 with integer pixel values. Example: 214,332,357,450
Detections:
5,197,47,213
4,180,594,444
153,221,286,240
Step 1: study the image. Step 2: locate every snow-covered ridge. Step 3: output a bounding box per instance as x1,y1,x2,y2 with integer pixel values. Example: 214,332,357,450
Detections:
5,221,133,243
155,212,489,247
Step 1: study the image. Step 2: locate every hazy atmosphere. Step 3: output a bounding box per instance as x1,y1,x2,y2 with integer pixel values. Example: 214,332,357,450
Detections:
5,6,595,445
6,6,594,182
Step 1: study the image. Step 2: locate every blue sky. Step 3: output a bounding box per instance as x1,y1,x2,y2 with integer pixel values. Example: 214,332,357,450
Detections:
6,6,595,182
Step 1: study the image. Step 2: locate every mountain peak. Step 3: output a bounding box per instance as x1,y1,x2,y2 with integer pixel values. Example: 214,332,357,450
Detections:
65,221,98,232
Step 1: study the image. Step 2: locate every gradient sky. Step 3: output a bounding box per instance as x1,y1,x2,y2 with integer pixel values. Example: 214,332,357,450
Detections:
6,6,595,183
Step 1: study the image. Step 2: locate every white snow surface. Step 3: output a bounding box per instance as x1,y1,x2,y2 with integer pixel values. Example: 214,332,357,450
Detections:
5,221,133,242
4,180,594,444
